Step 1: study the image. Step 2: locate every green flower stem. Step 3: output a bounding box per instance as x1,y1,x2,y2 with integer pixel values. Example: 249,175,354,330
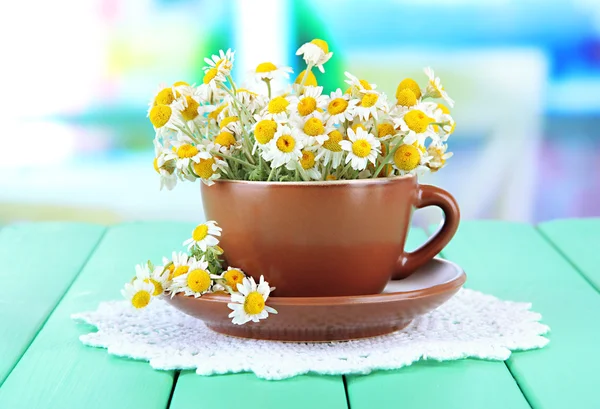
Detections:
300,64,314,87
267,165,277,182
322,161,332,180
372,144,399,177
264,79,272,99
339,161,353,179
211,151,256,170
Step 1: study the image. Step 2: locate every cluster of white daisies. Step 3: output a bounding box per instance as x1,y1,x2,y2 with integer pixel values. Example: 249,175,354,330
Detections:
148,38,455,189
121,221,277,325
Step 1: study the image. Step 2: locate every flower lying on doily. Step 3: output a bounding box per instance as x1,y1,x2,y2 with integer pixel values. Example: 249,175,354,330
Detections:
120,220,277,325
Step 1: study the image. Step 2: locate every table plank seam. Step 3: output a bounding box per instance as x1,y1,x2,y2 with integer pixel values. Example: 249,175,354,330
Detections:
165,370,181,409
535,225,600,294
0,227,108,389
342,375,352,409
504,362,534,409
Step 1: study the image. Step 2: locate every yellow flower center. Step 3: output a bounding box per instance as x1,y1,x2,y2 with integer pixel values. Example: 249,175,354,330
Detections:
256,62,277,73
449,122,456,134
203,68,218,84
351,123,366,132
149,105,172,128
244,291,265,315
268,96,289,114
396,89,417,107
220,116,239,129
359,79,372,90
300,150,316,170
276,135,296,153
323,130,343,152
153,157,160,173
294,70,317,87
326,175,337,180
187,269,212,293
361,93,379,108
144,278,163,296
192,224,209,241
297,97,317,116
397,78,422,100
303,117,325,136
394,144,420,171
404,110,432,133
352,140,372,158
224,269,244,291
437,103,450,115
215,131,236,148
153,88,175,106
255,120,277,144
377,123,395,139
173,265,189,278
311,39,329,54
177,144,199,159
173,81,189,87
131,290,151,309
180,96,200,121
208,103,227,121
193,158,216,179
327,98,348,115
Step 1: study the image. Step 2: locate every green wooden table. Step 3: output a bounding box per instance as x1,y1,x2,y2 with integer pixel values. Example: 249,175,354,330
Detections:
0,219,599,409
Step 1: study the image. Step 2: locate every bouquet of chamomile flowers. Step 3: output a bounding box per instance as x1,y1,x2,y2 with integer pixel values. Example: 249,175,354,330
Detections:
121,221,277,325
149,39,455,189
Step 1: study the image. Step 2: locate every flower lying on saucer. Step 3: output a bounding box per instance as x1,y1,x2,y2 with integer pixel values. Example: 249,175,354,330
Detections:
122,279,155,309
183,220,222,251
228,275,277,325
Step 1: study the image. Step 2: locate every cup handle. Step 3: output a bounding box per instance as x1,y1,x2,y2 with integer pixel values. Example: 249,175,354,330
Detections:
394,184,460,279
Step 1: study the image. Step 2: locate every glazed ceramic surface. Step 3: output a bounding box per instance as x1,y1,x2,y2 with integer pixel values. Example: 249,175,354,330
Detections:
201,175,460,297
167,258,466,342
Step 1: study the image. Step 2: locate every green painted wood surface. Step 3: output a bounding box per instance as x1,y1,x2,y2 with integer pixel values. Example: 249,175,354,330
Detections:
171,371,348,409
345,227,530,409
440,221,600,409
538,218,600,292
0,222,106,385
0,222,196,409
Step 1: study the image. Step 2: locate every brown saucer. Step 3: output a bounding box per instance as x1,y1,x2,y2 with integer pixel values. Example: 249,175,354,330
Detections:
166,258,466,342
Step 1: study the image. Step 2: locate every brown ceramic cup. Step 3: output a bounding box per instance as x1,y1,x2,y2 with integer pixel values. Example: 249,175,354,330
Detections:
201,175,460,297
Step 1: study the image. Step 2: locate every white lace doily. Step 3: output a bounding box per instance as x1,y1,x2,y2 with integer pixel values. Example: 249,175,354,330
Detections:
72,289,549,380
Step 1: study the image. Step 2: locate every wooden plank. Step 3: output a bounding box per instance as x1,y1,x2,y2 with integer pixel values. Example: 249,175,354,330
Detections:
439,220,600,409
537,218,600,292
0,222,106,385
345,227,530,409
0,222,196,409
171,371,348,409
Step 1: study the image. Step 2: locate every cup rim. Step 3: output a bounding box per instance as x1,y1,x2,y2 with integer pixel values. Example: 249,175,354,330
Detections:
211,173,415,187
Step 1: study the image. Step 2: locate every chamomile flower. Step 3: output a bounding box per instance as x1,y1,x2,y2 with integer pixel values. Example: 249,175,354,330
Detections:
296,39,333,73
344,72,377,95
426,143,453,172
315,129,345,168
252,118,279,154
169,140,211,172
253,62,294,82
423,67,454,107
325,89,357,125
286,149,321,180
289,86,326,119
355,91,388,121
170,257,213,298
262,125,304,168
153,140,178,190
147,104,179,137
393,105,437,145
262,95,292,123
340,128,381,171
233,88,265,114
204,49,235,77
169,251,195,280
134,263,169,296
122,279,155,309
295,113,331,145
183,221,222,251
211,267,246,293
191,154,228,186
392,143,431,176
227,275,277,325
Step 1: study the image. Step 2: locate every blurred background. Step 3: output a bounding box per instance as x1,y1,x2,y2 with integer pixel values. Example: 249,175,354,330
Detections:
1,0,598,225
